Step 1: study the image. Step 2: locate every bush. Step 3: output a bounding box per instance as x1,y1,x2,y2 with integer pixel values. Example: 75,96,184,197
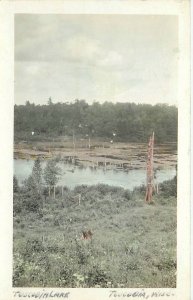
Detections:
22,238,44,260
74,239,91,265
13,194,23,215
123,190,132,200
57,267,74,286
22,192,43,213
153,257,176,271
85,265,109,287
94,184,115,195
13,176,19,193
13,253,25,286
159,177,177,198
13,180,177,288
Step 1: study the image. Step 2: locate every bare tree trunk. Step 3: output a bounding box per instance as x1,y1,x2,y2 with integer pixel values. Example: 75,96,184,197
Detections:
145,184,153,203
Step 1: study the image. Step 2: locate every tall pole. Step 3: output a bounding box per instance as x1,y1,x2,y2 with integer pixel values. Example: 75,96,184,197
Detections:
145,132,154,203
88,137,91,149
72,130,75,152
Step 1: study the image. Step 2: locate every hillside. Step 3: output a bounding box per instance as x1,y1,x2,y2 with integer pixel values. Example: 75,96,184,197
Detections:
13,179,177,288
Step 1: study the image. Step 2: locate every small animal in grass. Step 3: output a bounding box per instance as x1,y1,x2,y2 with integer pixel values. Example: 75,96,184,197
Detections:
81,230,93,240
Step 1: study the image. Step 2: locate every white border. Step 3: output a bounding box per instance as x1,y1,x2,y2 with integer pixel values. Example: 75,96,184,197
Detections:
191,0,193,299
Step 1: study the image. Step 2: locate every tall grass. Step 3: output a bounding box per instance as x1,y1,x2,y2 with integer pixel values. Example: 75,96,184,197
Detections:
13,180,176,288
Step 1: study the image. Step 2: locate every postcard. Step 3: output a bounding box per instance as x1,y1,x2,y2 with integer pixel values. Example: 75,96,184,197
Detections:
0,1,190,300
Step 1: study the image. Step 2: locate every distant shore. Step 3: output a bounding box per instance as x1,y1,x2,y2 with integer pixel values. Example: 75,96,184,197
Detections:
14,138,177,171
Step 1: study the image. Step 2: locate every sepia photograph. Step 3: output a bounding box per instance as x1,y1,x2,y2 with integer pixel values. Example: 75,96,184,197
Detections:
13,13,179,289
0,0,190,298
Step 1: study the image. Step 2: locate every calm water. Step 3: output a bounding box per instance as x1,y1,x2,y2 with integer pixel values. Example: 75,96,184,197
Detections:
14,159,176,190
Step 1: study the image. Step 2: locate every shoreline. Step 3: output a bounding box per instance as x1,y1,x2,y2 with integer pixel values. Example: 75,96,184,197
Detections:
14,141,177,171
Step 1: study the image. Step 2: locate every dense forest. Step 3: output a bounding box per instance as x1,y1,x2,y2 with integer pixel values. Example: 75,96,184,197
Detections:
14,100,177,143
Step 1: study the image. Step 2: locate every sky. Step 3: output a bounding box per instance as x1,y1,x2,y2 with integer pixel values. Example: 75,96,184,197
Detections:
15,14,178,105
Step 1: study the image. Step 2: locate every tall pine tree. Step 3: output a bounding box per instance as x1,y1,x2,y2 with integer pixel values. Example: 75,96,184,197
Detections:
32,158,42,194
43,160,61,198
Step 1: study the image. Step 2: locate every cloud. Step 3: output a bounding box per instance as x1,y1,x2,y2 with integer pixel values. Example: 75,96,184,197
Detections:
64,35,123,68
65,36,100,62
99,51,123,67
25,64,40,75
14,15,178,105
15,30,124,70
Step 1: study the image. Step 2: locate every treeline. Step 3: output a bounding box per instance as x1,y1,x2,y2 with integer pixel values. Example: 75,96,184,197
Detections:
14,100,177,143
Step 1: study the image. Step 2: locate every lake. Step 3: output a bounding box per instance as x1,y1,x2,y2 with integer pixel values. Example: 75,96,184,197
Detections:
14,159,176,190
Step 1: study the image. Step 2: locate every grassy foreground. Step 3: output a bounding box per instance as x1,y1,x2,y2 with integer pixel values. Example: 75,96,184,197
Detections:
13,180,176,288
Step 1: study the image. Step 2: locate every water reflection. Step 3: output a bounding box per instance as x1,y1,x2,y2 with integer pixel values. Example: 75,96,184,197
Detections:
14,159,176,190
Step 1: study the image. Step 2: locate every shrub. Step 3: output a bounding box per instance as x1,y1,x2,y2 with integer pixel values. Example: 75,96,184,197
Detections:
13,176,19,193
123,190,132,200
85,265,109,287
13,180,177,288
153,257,176,271
13,193,23,215
94,184,114,195
74,239,91,265
22,192,43,213
22,238,44,260
57,267,74,286
13,253,25,286
159,176,177,198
